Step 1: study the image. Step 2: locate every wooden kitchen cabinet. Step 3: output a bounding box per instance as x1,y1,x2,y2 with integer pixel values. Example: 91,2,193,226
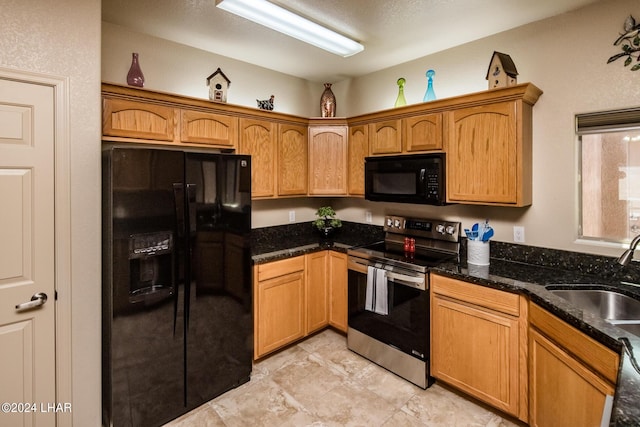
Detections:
348,124,368,196
403,112,442,152
254,256,306,359
103,82,542,207
278,123,308,196
308,124,348,195
369,119,402,155
103,98,177,142
254,250,349,359
180,109,237,148
430,274,528,422
529,303,618,427
239,118,277,199
327,251,348,332
444,84,541,206
305,252,329,334
305,251,349,334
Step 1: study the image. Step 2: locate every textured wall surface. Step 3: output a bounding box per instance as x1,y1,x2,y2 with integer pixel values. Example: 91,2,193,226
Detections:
1,1,102,425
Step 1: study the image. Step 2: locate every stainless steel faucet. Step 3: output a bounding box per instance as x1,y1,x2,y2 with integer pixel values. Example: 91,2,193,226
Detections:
618,234,640,266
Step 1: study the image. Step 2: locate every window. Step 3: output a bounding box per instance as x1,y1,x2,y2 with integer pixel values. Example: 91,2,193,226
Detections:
578,108,640,243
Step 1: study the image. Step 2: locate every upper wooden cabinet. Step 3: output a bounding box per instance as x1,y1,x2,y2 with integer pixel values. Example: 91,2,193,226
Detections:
239,118,277,199
348,124,368,196
369,119,402,155
103,82,541,206
180,110,237,147
404,112,443,152
278,123,308,197
308,123,348,196
445,84,541,206
103,98,177,142
367,114,442,156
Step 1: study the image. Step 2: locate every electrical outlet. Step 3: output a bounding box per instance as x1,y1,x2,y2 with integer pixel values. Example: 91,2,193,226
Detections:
288,210,295,223
513,226,525,243
365,211,372,223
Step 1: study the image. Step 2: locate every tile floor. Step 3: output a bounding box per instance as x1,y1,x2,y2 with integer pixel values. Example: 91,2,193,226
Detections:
164,329,522,427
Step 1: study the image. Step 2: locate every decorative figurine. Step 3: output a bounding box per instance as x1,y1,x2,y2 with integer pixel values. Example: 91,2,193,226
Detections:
126,53,145,88
257,95,275,111
485,51,518,89
607,15,640,71
423,69,437,102
206,67,231,103
394,77,407,107
320,83,336,117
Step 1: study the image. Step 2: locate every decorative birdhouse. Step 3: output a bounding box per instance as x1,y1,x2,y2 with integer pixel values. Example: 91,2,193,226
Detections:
206,68,231,103
486,51,518,89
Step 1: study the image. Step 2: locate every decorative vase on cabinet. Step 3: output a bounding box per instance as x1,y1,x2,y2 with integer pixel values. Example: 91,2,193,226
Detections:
423,69,436,102
320,83,336,117
394,78,407,107
127,52,145,88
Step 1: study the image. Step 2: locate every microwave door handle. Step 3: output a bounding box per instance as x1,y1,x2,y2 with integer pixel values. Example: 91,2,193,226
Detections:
419,169,426,183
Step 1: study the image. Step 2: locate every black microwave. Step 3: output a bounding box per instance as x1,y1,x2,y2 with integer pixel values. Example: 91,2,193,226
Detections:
364,153,446,205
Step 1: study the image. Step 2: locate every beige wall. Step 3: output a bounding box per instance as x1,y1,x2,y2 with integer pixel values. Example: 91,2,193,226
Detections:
334,0,640,258
102,22,319,117
1,0,102,425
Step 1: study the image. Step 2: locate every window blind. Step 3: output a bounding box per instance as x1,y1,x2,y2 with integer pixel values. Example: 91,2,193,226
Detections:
576,107,640,134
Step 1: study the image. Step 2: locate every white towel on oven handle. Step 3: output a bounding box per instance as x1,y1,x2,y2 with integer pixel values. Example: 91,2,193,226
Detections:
365,266,389,315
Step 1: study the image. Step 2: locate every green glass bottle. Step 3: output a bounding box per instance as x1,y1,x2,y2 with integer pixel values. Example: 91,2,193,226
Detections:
394,77,407,107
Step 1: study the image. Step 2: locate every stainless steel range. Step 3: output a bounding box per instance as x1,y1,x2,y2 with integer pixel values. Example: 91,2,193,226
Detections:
347,215,460,388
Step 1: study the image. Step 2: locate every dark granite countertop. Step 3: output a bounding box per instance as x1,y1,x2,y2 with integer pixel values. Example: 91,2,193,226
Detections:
251,221,384,264
251,223,640,426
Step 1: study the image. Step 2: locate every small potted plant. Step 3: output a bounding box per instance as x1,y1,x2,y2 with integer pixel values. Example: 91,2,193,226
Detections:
313,206,342,237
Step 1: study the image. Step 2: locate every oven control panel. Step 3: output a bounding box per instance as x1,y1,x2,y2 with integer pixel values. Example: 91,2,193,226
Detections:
383,215,460,242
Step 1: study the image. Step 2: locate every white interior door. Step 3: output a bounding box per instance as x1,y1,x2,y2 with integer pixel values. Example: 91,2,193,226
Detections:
0,78,56,427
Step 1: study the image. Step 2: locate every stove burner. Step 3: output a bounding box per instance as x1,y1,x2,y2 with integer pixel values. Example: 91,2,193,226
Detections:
348,215,461,274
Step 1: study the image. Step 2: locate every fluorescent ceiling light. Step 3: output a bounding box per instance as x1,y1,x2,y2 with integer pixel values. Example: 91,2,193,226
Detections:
216,0,364,57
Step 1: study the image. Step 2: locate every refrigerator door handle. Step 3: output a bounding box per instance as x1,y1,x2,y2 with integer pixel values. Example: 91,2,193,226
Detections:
172,183,186,238
186,184,197,235
184,183,197,329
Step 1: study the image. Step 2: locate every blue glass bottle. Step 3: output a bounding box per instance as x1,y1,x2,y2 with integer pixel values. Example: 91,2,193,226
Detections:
423,69,436,102
394,78,407,107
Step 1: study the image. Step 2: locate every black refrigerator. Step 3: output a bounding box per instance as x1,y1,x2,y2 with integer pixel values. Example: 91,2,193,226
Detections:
102,146,253,427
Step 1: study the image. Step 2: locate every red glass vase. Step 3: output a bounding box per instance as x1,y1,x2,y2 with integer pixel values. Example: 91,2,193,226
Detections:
127,53,145,88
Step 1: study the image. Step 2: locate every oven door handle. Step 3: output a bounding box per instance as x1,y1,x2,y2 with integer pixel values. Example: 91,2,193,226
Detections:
348,258,427,290
387,272,426,290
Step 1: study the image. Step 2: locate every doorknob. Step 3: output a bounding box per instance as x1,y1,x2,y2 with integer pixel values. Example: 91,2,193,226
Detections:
15,292,48,312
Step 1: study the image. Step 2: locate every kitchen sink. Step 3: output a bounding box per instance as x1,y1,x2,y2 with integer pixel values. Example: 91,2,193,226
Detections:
546,287,640,336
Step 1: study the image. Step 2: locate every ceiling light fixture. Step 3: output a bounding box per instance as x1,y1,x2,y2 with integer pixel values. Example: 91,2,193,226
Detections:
215,0,364,57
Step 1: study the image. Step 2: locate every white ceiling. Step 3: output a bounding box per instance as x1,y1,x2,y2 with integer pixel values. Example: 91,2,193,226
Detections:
102,0,598,83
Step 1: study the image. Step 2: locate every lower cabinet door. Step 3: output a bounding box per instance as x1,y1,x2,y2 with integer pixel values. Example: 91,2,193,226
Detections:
431,295,520,416
529,328,615,427
305,252,329,334
328,251,348,332
255,270,305,358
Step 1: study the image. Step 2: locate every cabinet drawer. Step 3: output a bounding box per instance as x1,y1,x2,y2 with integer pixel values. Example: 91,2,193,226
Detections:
529,303,620,384
431,274,520,316
257,256,305,282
